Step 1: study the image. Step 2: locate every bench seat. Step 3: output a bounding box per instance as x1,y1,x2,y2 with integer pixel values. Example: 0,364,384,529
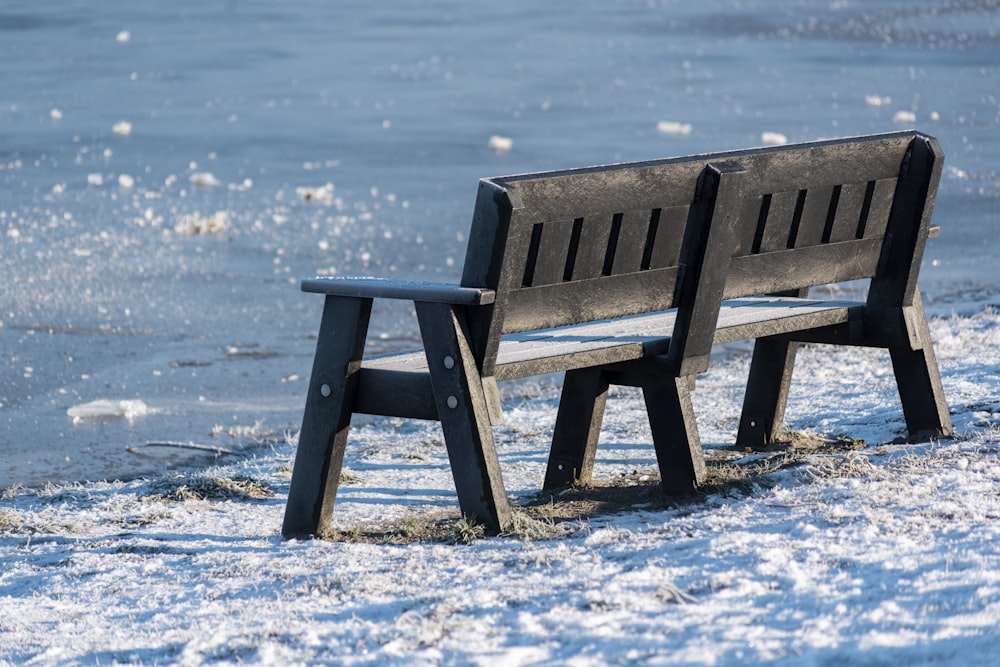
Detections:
351,296,863,420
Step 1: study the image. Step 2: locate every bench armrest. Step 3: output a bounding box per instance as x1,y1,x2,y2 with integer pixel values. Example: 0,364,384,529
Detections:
301,276,496,305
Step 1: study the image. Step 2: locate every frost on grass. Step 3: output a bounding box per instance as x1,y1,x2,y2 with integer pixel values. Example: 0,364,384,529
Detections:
1,311,999,665
146,472,274,502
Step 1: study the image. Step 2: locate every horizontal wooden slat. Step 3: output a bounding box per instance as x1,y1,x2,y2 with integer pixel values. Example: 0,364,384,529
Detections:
489,131,917,224
501,266,680,333
725,237,884,299
355,367,437,420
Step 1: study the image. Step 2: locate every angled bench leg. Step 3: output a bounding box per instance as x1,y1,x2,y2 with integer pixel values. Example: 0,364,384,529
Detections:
890,294,953,439
543,367,610,490
282,295,372,539
415,301,511,534
643,375,707,494
736,338,799,449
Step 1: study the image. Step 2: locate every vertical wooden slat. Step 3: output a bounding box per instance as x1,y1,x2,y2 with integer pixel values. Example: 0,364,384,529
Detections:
733,196,764,257
795,186,834,248
827,181,867,242
759,190,798,252
529,219,576,286
610,209,653,275
860,178,898,240
570,214,615,280
645,205,687,269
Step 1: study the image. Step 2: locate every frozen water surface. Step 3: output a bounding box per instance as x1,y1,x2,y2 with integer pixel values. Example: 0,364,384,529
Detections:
1,0,998,487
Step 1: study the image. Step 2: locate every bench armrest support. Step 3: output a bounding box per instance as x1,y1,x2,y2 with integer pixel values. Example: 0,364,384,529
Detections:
301,276,496,306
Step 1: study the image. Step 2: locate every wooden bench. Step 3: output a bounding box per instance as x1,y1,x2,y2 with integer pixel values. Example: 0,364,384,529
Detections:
281,130,952,539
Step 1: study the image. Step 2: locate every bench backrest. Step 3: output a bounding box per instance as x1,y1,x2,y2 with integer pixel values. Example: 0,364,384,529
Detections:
460,155,745,376
459,130,941,376
720,131,942,307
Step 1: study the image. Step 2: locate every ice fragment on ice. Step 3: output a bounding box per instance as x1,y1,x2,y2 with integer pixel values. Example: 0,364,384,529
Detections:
118,174,135,189
174,211,230,235
68,399,149,423
489,135,513,152
947,166,968,180
116,30,131,43
892,110,917,124
761,131,788,146
656,120,693,136
112,120,132,136
296,183,334,203
50,108,63,120
865,95,891,107
87,173,104,187
189,172,220,187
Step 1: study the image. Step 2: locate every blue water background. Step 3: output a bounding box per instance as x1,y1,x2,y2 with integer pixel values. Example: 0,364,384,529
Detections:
1,0,998,486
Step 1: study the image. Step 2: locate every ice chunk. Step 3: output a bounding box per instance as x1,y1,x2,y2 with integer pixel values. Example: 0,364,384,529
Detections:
761,131,788,146
892,110,917,124
116,30,131,43
118,174,135,189
488,135,513,152
174,211,230,235
296,183,335,203
50,108,63,120
87,173,104,187
112,120,132,136
865,95,891,107
189,172,219,187
68,399,149,423
656,120,693,136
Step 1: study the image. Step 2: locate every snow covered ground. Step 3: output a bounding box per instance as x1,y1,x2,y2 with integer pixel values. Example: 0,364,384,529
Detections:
1,307,998,666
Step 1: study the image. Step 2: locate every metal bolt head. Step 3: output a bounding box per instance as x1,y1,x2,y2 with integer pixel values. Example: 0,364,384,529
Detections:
443,355,455,369
446,395,459,409
320,384,332,398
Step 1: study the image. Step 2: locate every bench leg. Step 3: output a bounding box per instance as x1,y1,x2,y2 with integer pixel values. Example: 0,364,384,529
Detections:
890,296,953,439
415,302,511,534
543,368,610,490
736,338,798,449
643,375,707,494
282,296,372,539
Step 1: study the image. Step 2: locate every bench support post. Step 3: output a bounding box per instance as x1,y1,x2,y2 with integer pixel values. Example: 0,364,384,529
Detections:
415,301,511,534
736,338,799,449
643,375,707,493
282,295,372,539
889,291,953,438
544,368,610,490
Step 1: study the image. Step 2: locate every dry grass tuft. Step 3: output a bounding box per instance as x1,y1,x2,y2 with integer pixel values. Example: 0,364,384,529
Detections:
147,474,274,502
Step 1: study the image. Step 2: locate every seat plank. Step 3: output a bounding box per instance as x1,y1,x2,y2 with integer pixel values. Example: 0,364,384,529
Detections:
355,297,863,388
